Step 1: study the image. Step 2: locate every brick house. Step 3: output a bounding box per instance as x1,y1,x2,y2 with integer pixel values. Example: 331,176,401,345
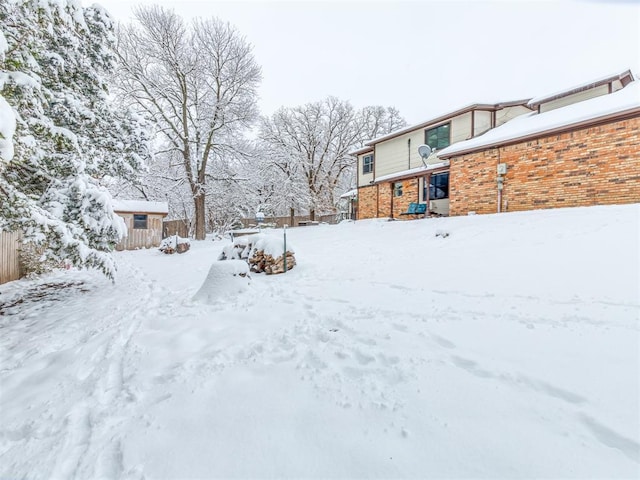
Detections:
437,70,639,215
353,101,532,219
354,69,639,219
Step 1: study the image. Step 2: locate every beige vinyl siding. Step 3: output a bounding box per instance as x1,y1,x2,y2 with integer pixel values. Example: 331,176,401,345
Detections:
374,130,425,178
474,110,492,136
496,105,532,127
357,152,375,187
539,85,609,113
0,230,22,285
374,112,474,178
430,198,450,215
450,112,473,144
116,213,165,250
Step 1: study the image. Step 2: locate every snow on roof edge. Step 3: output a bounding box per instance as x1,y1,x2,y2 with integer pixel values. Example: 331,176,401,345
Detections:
438,81,640,159
528,69,634,107
340,189,358,199
349,145,374,156
373,161,450,184
112,199,169,214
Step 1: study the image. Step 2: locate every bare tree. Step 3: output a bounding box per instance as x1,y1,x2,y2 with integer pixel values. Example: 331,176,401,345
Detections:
361,106,407,142
259,98,406,220
115,6,261,239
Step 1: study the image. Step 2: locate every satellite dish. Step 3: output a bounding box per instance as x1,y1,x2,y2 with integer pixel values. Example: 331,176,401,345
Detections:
417,144,432,167
418,144,432,159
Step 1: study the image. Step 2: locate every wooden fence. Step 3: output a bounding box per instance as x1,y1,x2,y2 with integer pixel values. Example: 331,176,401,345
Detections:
163,219,190,238
0,230,23,285
238,213,340,229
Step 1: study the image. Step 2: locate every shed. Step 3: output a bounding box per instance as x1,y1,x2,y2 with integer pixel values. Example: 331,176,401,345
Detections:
112,200,169,251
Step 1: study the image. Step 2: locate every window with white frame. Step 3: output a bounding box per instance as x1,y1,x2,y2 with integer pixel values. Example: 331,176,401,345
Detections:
362,154,374,174
394,182,403,197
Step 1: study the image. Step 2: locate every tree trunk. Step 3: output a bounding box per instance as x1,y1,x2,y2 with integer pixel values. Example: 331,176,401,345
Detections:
289,207,295,227
310,209,315,221
194,193,206,240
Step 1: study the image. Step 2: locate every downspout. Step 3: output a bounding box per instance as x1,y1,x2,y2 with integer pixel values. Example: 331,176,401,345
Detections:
407,138,411,169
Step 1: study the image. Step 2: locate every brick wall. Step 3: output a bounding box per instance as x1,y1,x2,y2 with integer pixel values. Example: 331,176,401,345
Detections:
358,185,378,219
392,179,420,218
358,179,425,219
450,116,640,216
378,183,392,218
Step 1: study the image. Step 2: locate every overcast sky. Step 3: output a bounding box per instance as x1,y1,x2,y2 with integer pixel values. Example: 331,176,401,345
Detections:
99,0,640,125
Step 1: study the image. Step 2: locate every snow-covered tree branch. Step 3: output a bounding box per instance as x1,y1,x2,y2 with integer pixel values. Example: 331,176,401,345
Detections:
115,6,261,239
258,98,406,219
0,0,151,279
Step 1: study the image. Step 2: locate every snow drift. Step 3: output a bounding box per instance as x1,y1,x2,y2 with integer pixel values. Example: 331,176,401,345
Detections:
192,259,250,304
1,204,638,478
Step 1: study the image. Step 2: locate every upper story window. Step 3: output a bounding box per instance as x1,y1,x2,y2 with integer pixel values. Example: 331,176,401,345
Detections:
362,154,374,174
425,123,450,150
133,214,148,229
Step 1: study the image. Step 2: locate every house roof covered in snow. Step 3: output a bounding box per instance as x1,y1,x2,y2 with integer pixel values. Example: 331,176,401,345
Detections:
528,69,634,108
112,200,169,215
373,161,450,184
339,189,358,199
348,145,374,156
438,80,640,159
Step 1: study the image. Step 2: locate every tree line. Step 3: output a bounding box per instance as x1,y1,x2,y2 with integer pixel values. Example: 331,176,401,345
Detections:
0,1,405,278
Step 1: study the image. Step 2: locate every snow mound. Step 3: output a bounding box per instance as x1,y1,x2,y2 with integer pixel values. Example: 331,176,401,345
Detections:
192,260,251,304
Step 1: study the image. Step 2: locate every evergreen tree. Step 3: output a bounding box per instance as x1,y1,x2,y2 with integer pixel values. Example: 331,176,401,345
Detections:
0,0,150,279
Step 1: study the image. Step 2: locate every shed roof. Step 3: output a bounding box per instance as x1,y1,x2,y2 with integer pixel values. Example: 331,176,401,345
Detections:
438,80,640,159
112,200,169,215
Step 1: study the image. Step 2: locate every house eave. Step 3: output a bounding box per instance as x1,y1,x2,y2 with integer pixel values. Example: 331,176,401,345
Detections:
349,145,374,156
364,100,532,146
528,69,634,108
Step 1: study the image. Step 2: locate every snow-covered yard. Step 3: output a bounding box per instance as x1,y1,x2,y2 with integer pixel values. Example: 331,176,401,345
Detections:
1,205,638,479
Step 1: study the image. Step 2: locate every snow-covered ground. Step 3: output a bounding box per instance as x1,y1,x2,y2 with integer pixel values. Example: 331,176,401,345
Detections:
1,204,639,479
